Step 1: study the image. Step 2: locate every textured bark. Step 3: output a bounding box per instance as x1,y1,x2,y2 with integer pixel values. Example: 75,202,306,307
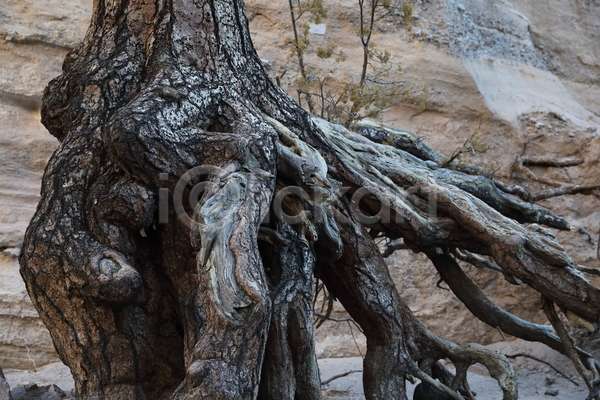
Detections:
315,204,411,399
18,0,600,399
258,221,320,400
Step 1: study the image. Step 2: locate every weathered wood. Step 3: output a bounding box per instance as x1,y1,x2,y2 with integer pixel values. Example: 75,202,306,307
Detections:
315,203,410,400
258,221,321,400
18,0,600,399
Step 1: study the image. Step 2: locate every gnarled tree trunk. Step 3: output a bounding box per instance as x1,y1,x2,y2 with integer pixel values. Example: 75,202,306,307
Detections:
19,0,600,399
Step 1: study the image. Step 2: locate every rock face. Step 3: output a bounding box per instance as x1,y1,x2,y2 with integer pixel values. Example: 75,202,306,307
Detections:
0,365,12,400
1,0,599,365
10,384,72,400
0,0,88,248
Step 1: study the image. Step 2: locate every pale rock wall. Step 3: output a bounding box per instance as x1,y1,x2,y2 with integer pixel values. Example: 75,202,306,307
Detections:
0,0,90,369
1,0,599,366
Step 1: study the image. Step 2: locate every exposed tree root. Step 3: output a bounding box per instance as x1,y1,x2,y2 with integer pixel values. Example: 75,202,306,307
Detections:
18,0,600,399
543,298,600,400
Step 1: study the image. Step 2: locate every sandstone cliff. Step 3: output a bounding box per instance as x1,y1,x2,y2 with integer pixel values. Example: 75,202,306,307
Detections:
1,0,598,366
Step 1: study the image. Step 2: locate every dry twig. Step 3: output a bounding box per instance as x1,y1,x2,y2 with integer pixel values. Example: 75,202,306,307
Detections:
504,352,580,386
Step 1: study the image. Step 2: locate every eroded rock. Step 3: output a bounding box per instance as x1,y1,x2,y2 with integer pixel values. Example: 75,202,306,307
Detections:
0,365,12,400
0,252,59,369
10,384,72,400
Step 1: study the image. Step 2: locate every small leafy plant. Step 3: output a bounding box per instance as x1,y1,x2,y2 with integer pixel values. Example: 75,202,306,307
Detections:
286,0,420,126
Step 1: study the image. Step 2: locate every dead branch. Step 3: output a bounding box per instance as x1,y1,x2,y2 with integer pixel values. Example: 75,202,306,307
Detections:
531,184,600,202
504,352,579,386
321,370,363,385
513,158,566,187
521,155,584,167
313,311,365,334
493,180,533,202
429,250,598,364
452,248,503,272
542,298,600,399
511,157,600,201
578,265,600,277
382,241,409,257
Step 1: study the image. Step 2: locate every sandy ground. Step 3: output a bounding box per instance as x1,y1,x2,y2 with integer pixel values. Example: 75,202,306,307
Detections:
4,344,589,399
319,357,588,399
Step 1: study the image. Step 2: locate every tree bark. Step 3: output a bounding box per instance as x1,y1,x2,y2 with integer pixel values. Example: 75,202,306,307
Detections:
258,221,321,400
19,0,600,399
